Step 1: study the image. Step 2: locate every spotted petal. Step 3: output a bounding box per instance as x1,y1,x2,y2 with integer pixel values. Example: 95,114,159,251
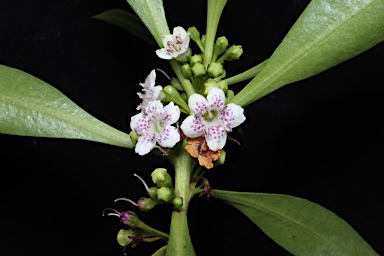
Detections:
157,125,180,148
180,115,204,138
207,87,226,111
205,125,226,151
188,93,209,115
222,103,246,130
135,133,156,155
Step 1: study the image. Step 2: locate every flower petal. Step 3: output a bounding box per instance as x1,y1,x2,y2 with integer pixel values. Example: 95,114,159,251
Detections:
144,69,156,87
207,87,226,111
157,126,180,148
163,102,180,124
205,125,227,151
188,93,209,115
155,48,173,60
223,103,246,129
180,116,204,138
130,112,150,135
135,134,156,155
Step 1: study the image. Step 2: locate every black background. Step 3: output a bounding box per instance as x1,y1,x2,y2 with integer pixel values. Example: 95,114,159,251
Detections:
1,1,383,255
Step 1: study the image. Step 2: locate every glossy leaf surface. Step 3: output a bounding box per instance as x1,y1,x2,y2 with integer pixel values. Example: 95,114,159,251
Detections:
231,0,384,107
126,0,170,47
215,190,378,256
92,9,155,46
0,65,134,148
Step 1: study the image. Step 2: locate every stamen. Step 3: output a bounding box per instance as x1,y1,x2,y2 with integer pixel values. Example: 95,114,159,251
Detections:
107,213,121,218
134,173,150,192
114,197,138,206
156,68,171,81
102,207,121,217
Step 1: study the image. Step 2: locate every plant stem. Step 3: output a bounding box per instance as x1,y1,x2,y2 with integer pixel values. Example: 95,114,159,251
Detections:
203,0,228,67
224,59,268,86
166,141,196,256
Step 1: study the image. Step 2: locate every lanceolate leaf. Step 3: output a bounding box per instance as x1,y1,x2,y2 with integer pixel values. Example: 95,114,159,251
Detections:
92,9,155,46
215,190,378,256
231,0,384,107
126,0,170,47
0,65,134,148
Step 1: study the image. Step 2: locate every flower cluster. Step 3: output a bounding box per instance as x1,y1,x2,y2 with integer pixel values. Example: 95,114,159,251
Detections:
130,26,246,168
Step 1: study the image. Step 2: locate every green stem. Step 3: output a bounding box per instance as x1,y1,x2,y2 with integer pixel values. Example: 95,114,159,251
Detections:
169,60,195,99
203,0,228,67
165,141,196,256
223,59,268,86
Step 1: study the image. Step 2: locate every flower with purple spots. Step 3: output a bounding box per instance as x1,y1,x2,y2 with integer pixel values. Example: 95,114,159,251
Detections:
180,87,245,151
156,26,190,60
136,69,163,112
130,100,181,155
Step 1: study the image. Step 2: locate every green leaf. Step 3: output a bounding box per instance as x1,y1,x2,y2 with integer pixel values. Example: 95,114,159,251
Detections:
215,190,378,256
126,0,170,47
230,0,384,107
0,64,134,148
152,245,167,256
92,9,156,46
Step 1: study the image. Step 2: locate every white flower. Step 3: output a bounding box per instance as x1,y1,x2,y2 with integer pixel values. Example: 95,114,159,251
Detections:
130,100,181,156
137,69,163,112
156,26,190,60
180,87,246,151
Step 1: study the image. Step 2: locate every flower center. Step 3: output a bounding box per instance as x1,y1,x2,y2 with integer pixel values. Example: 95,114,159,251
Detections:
203,110,216,121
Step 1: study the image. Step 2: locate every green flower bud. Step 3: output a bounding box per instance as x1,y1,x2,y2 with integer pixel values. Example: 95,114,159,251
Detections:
213,36,229,62
151,168,173,188
117,229,136,247
188,26,200,42
170,77,184,91
129,130,139,144
175,47,192,63
204,79,220,96
217,80,228,92
191,62,206,78
172,197,183,208
161,85,189,113
157,187,175,202
226,90,235,103
207,62,224,78
217,45,243,63
137,197,157,212
181,63,192,79
147,186,158,200
190,54,203,66
201,34,206,46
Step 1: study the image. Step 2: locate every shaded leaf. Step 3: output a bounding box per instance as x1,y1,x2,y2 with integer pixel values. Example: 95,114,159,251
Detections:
215,190,378,256
92,9,155,46
0,64,134,148
231,0,384,107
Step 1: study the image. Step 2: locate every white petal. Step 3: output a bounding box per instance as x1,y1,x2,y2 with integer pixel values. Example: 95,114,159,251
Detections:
180,116,204,138
135,134,156,155
207,87,226,111
144,69,156,87
173,26,187,39
130,112,150,135
205,125,227,151
156,48,173,60
152,85,163,101
162,34,174,48
163,102,180,124
188,93,209,115
157,126,180,148
146,100,164,117
222,103,246,129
